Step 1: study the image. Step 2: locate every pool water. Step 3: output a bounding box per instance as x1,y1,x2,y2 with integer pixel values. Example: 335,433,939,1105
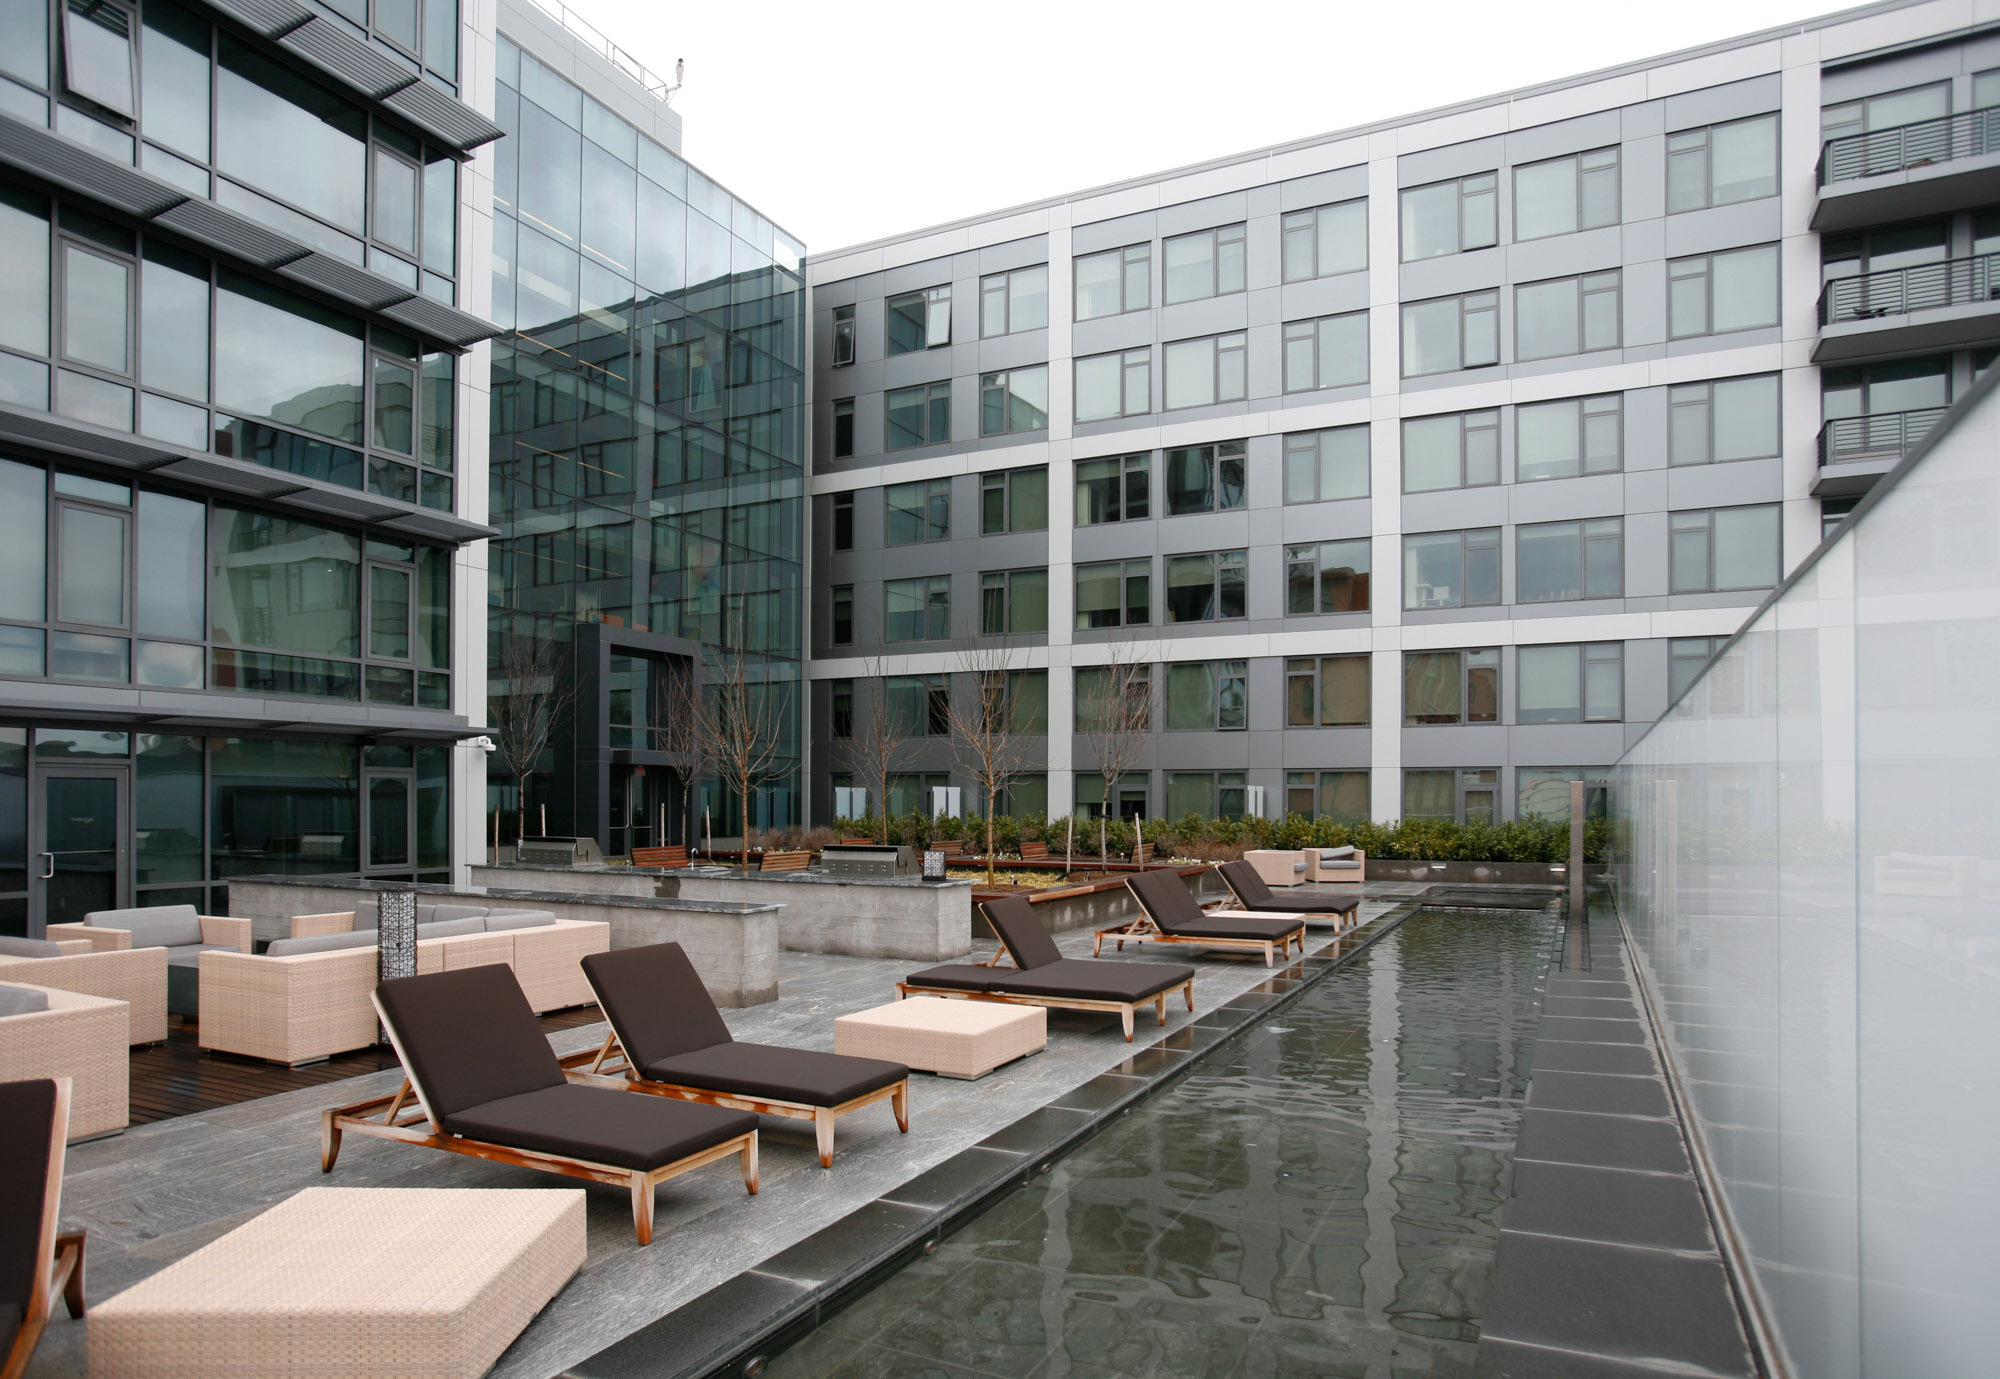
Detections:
761,905,1561,1378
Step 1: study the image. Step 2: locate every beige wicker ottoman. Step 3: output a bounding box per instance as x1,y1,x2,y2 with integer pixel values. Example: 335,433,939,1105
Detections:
1244,849,1308,886
836,996,1045,1079
88,1187,585,1379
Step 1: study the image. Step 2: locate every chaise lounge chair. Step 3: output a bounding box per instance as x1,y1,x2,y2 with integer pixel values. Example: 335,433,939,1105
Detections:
1,1077,86,1379
1216,860,1360,929
899,896,1196,1041
321,965,758,1244
573,943,909,1169
1100,869,1308,967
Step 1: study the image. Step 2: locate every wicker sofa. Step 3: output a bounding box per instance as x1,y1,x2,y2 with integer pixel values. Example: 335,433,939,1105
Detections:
283,902,606,1013
49,905,253,1018
0,982,130,1139
0,939,168,1045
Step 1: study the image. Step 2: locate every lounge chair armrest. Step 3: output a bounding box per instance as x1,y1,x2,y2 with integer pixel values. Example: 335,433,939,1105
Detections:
52,938,94,956
45,923,130,952
201,915,254,953
290,911,359,939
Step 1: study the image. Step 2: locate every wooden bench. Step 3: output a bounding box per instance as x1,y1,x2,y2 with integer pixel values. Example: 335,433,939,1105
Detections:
1132,843,1155,865
933,839,966,857
630,846,689,869
1019,841,1049,861
759,850,812,872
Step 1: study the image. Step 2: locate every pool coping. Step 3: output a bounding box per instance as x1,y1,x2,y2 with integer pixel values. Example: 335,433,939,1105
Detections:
559,898,1431,1379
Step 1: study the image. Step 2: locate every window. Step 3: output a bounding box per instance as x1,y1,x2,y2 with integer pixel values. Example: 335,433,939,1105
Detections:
832,492,853,550
1163,332,1247,409
1075,559,1150,628
980,568,1049,634
1074,243,1149,319
1669,636,1722,700
1165,550,1247,623
886,285,950,353
1821,495,1860,540
1287,770,1370,822
831,586,852,644
1517,394,1622,480
1978,70,2000,110
1076,453,1150,524
980,366,1049,435
885,381,950,450
986,669,1048,735
1167,771,1249,819
1076,771,1150,822
1400,173,1497,260
887,772,950,814
1518,768,1611,822
1516,271,1621,360
1667,114,1779,212
1075,664,1152,732
1286,540,1371,613
63,0,136,118
1404,768,1499,824
1282,200,1367,281
1283,427,1369,503
1075,348,1150,422
831,304,854,366
1821,82,1949,146
1165,441,1245,515
831,398,854,458
1821,357,1949,423
1668,376,1779,465
1402,410,1498,492
1514,147,1620,240
831,679,852,737
884,575,951,642
1518,518,1623,602
980,265,1048,337
1401,291,1498,375
1163,223,1246,303
1286,655,1369,725
1670,506,1781,593
1668,245,1779,338
886,674,950,736
1404,649,1499,725
981,467,1048,533
1166,661,1248,731
1821,220,1949,288
1519,642,1623,723
885,478,950,546
1283,313,1368,392
1404,528,1500,609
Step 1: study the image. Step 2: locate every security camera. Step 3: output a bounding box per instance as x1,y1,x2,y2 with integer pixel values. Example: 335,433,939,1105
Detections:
469,736,496,754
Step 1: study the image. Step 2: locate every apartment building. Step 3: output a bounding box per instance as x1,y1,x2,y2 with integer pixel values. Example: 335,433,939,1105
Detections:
805,0,2000,830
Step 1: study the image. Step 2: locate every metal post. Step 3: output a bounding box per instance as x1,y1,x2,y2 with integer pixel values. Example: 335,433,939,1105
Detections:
1568,780,1587,918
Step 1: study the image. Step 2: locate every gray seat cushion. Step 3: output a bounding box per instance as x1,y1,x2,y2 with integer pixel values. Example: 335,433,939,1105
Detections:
416,917,485,940
349,900,380,929
0,936,64,958
1291,860,1308,874
1316,859,1362,871
164,942,239,969
483,910,556,931
86,904,203,948
266,929,381,956
423,904,491,926
0,985,50,1016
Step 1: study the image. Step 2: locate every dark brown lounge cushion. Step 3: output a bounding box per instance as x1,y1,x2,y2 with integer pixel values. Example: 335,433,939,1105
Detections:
1126,869,1302,942
0,1078,57,1344
1218,861,1358,914
1166,914,1303,942
989,957,1193,1004
979,895,1063,969
902,964,994,992
444,1083,755,1172
642,1044,906,1108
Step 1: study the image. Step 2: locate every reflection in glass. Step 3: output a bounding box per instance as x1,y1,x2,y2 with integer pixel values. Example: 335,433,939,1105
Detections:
216,38,365,232
0,627,44,677
372,148,418,253
0,188,49,357
57,505,125,626
63,246,129,372
139,242,209,401
49,631,128,681
215,272,364,444
370,566,410,659
136,734,202,882
141,1,211,160
209,507,360,656
372,356,414,452
0,458,45,623
210,737,357,876
137,490,204,640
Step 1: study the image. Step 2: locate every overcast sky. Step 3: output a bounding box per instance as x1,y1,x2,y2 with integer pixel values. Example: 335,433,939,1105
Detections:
583,0,1834,254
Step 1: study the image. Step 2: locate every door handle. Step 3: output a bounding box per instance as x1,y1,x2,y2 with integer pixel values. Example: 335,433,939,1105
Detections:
39,852,53,880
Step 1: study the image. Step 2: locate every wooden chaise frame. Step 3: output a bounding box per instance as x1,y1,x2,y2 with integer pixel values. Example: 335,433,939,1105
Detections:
556,1038,909,1169
1212,867,1360,932
3,1079,86,1379
896,940,1195,1041
1095,877,1306,967
321,994,758,1245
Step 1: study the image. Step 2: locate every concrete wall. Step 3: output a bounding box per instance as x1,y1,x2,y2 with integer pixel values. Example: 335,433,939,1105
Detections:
664,873,974,963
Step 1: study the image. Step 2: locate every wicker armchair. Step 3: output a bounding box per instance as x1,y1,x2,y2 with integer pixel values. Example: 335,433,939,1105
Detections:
510,920,610,1012
47,913,251,953
0,984,130,1139
0,947,168,1044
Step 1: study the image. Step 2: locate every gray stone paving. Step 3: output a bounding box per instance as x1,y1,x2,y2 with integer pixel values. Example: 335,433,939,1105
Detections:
24,884,1416,1379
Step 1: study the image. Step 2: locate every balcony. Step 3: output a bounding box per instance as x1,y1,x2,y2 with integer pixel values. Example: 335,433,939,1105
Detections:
1813,108,2000,232
1815,254,2000,362
1813,407,1948,496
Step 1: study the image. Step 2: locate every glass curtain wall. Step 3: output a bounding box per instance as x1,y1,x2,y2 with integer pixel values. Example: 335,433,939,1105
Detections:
488,38,806,841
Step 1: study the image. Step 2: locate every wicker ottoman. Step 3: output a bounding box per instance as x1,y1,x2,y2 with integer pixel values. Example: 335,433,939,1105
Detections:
836,996,1046,1079
88,1187,585,1379
1244,849,1308,886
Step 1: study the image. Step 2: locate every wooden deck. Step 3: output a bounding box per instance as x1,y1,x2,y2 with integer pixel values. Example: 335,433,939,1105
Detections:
128,1005,607,1126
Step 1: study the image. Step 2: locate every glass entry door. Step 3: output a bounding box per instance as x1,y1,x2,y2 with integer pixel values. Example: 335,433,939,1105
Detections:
36,766,129,927
364,772,414,875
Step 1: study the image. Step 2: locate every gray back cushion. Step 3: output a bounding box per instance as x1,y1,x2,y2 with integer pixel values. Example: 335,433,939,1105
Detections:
423,904,490,926
1317,847,1357,861
416,917,485,940
0,985,51,1016
349,900,380,929
482,911,556,931
266,929,381,957
88,905,202,948
0,936,64,958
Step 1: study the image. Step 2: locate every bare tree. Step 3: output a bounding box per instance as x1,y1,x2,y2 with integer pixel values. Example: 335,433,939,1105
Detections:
653,657,713,854
695,617,788,874
488,629,577,845
1075,641,1154,865
946,644,1037,885
841,655,905,837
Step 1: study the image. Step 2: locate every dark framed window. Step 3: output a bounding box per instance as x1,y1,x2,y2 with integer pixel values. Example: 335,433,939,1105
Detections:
1282,312,1368,392
1518,642,1623,723
1163,222,1246,303
831,398,853,458
1163,332,1246,409
1286,655,1369,726
1286,769,1369,822
1165,441,1245,515
884,574,950,642
979,265,1048,337
981,467,1048,534
1074,243,1149,319
1404,528,1500,609
831,491,852,550
885,382,950,450
1165,549,1247,623
830,584,852,644
1670,506,1780,593
980,366,1048,436
1515,270,1621,360
1517,394,1622,480
886,285,950,353
1403,649,1499,725
1667,114,1778,212
1075,559,1149,629
1668,245,1779,339
831,304,855,366
1283,427,1368,503
1400,172,1497,260
980,568,1048,635
830,679,852,737
1075,347,1149,422
1075,453,1150,524
1166,660,1248,731
1282,200,1367,281
1513,147,1619,240
1285,540,1370,614
885,478,950,546
1402,409,1498,493
1517,518,1622,602
1668,375,1779,465
1401,291,1498,375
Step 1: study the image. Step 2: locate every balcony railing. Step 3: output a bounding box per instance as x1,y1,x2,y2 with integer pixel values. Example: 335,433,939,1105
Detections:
1819,107,2000,185
1820,253,2000,324
1818,407,1949,466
